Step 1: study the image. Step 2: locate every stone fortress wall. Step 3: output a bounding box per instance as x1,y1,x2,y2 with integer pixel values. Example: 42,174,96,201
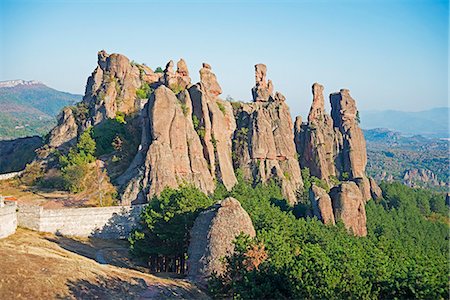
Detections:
0,201,145,239
0,198,18,239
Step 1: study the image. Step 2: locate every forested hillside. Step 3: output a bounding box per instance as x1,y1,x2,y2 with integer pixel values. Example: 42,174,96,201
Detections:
0,80,81,140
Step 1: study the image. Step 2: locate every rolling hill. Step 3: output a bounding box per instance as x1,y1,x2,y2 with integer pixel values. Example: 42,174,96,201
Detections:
0,80,82,140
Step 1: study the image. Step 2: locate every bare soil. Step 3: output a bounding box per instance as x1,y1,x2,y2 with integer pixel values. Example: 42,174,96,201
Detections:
0,228,208,299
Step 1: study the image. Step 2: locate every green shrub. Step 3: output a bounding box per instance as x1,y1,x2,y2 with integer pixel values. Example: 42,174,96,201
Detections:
217,101,226,114
136,82,153,99
154,66,163,73
129,185,214,273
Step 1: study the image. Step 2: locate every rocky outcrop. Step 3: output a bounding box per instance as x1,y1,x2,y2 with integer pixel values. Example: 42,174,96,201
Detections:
330,182,367,237
188,64,237,191
369,177,382,199
330,89,367,179
353,177,372,202
47,51,160,149
233,66,303,204
187,197,255,286
48,107,78,148
403,168,442,187
161,59,191,91
121,85,215,202
309,185,335,225
295,83,337,183
251,64,273,102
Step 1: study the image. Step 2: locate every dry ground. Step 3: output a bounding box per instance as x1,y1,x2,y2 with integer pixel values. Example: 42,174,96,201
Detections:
0,228,208,299
0,179,102,208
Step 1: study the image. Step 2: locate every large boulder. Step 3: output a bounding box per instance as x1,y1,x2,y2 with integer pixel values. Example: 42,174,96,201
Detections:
187,197,255,286
330,182,367,237
310,185,335,225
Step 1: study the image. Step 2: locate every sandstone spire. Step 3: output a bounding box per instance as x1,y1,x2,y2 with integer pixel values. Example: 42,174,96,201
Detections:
251,63,274,102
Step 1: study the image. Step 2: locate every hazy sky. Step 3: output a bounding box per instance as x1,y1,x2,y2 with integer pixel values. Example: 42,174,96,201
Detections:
0,0,448,117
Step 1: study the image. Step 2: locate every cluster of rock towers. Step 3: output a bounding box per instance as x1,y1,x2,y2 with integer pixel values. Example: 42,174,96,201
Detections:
42,50,382,236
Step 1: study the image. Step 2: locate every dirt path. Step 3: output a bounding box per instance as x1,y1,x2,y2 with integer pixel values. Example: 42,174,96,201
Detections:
0,229,208,299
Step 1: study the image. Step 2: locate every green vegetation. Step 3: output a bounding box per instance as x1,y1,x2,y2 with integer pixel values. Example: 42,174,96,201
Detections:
129,185,214,273
135,82,153,99
58,128,96,192
130,172,448,299
210,180,449,299
0,84,80,139
216,101,226,114
356,110,361,124
154,67,164,73
169,83,184,95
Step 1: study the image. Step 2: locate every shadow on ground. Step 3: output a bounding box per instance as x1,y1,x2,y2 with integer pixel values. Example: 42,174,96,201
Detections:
56,275,148,299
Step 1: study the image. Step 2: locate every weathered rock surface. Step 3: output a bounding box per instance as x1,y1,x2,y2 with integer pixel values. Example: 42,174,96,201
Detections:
296,83,337,183
310,185,335,225
48,107,78,148
353,177,372,202
251,64,273,102
120,85,215,204
233,66,303,204
161,59,191,91
330,182,367,237
330,89,367,179
188,64,237,191
187,197,255,286
369,177,383,199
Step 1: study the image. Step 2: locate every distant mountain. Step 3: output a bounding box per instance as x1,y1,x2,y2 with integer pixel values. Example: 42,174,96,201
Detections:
360,107,449,138
0,80,82,140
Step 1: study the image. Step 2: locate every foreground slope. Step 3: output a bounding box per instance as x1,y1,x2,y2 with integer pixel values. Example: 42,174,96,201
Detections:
0,228,207,299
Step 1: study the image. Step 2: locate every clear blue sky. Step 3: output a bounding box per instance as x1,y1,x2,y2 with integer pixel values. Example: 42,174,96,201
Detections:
0,0,448,117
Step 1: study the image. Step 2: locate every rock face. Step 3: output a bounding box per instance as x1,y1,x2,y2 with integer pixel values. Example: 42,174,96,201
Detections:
296,83,337,184
187,197,255,286
369,177,382,199
121,85,215,203
188,64,237,191
309,185,335,225
251,64,273,102
47,50,159,149
330,182,367,237
233,65,303,204
48,107,78,148
295,84,380,202
330,89,367,179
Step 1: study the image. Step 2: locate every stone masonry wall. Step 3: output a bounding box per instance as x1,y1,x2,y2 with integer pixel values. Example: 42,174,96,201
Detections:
0,201,17,239
16,204,145,239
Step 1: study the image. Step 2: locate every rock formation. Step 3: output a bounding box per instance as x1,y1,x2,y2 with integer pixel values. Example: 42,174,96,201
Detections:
295,83,337,184
187,197,256,286
309,185,335,225
330,182,367,236
295,84,380,201
120,85,215,203
233,65,303,204
188,63,237,191
369,177,383,199
251,64,273,102
330,89,367,179
48,107,78,148
47,50,160,149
